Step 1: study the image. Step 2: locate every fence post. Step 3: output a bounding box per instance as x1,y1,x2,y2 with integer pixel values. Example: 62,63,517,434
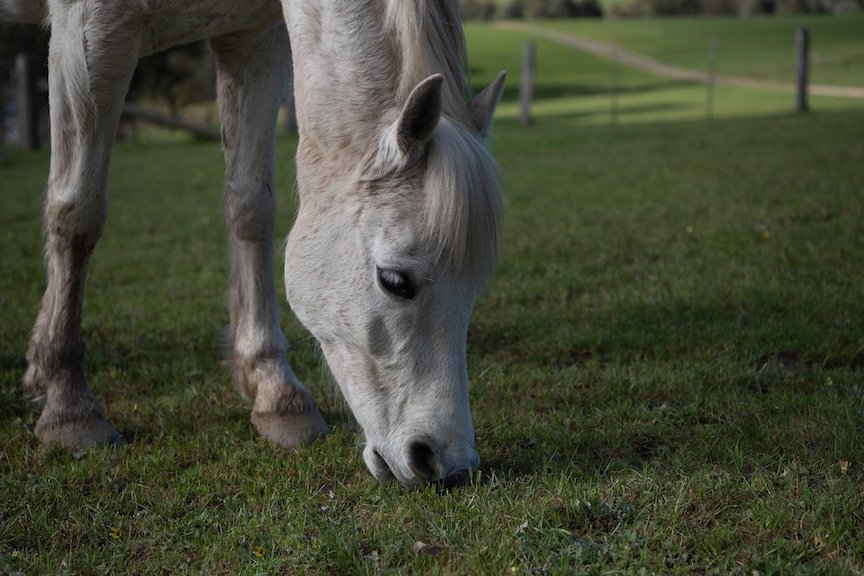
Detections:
706,36,717,119
610,44,619,125
519,41,534,127
283,82,297,135
15,53,39,150
795,28,809,113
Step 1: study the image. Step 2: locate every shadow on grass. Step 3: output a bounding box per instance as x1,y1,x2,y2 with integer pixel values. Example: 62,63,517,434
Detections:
493,79,693,103
479,430,672,481
471,272,864,375
0,323,355,448
470,291,864,481
545,101,691,123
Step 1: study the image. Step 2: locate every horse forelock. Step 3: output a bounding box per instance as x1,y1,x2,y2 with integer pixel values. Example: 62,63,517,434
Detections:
423,118,501,279
379,0,500,278
362,117,501,281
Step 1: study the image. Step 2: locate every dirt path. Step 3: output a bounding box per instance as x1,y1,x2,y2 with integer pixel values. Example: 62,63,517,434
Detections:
494,21,864,99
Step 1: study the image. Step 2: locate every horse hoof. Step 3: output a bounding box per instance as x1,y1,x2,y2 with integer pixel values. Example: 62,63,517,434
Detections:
35,414,124,451
252,399,330,449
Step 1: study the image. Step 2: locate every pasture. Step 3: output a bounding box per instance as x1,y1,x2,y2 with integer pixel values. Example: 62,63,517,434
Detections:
2,15,864,575
467,15,864,124
545,15,864,86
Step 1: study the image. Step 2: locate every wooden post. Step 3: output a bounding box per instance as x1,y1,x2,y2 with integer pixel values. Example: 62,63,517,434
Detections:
15,53,39,151
706,36,717,119
519,41,534,127
610,44,619,126
283,61,298,135
795,28,809,113
283,85,297,135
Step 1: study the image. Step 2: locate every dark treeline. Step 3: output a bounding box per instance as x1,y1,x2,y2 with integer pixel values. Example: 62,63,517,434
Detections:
461,0,864,18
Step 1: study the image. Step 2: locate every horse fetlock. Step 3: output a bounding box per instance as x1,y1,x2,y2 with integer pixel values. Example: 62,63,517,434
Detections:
229,356,256,400
25,340,86,393
230,354,294,401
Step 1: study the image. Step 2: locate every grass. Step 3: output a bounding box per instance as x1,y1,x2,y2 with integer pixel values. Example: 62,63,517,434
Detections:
543,14,864,87
465,16,864,125
2,17,864,576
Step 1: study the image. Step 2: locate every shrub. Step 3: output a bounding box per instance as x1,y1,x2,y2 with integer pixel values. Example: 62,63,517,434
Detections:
571,0,605,16
131,43,214,114
609,0,860,14
460,0,498,19
775,0,827,11
645,0,702,15
703,0,741,13
505,0,527,17
821,0,864,11
527,0,604,16
608,1,651,17
735,0,777,15
609,0,701,15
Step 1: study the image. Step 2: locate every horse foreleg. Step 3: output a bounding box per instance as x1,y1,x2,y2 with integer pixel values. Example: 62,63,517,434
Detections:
211,23,329,448
25,8,140,450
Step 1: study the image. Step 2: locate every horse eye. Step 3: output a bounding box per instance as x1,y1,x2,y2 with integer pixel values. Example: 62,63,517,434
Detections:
377,267,415,299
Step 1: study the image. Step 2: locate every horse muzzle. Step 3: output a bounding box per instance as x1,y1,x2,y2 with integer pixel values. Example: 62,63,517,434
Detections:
363,436,480,489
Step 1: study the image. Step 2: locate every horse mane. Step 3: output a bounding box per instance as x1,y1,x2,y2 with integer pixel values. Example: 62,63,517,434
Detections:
383,0,473,127
378,0,501,280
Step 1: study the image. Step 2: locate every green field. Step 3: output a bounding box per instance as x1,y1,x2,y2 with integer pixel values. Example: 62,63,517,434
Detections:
545,15,864,87
465,15,864,125
2,16,864,576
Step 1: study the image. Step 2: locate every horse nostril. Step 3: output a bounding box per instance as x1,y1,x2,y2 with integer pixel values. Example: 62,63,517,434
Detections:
407,439,439,483
441,468,471,489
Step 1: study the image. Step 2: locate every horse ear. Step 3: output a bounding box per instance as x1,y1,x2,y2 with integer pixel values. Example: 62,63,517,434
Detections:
396,74,444,157
468,70,506,141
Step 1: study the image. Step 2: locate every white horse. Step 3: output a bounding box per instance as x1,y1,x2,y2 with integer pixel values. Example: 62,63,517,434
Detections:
2,0,505,489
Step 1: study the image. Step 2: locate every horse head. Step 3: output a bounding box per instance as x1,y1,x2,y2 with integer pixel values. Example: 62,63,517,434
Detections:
285,71,505,488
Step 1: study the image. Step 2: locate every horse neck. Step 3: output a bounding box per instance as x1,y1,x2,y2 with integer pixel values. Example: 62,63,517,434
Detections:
283,0,472,164
283,1,393,156
384,0,472,127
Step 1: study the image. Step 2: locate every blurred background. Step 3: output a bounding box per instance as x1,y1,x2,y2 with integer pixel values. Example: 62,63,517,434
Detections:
2,1,862,152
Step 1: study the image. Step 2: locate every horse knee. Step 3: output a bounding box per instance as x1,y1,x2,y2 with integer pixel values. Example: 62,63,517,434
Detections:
44,196,107,255
224,183,275,242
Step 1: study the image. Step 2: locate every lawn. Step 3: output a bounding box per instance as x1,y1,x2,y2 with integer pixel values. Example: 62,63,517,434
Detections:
465,16,864,126
543,14,864,87
2,17,864,576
